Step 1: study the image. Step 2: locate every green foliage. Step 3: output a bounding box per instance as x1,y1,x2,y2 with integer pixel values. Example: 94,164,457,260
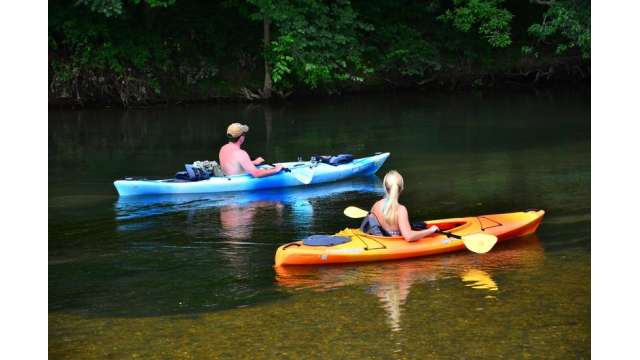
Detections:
376,24,441,77
75,0,176,17
269,34,295,84
51,9,167,94
75,0,123,17
438,0,513,48
525,0,590,59
49,1,244,104
352,0,444,81
249,0,372,89
49,0,590,105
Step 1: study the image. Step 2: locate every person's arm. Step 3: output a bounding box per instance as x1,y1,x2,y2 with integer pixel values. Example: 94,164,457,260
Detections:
397,206,439,242
252,157,265,165
239,152,282,178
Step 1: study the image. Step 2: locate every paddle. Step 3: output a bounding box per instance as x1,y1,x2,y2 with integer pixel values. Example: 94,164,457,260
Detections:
344,206,369,218
266,164,314,185
342,206,498,254
288,165,313,185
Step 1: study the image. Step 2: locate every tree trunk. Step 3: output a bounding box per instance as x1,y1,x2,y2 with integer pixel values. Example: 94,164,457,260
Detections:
262,18,273,99
264,105,272,159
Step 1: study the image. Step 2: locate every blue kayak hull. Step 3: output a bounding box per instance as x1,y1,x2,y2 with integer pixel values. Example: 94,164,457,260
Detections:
114,152,389,196
115,176,384,221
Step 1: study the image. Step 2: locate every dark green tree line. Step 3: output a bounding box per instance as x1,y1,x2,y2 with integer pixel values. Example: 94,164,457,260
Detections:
48,0,590,106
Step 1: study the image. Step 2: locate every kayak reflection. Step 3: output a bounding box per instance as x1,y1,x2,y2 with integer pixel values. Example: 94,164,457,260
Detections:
115,175,383,224
276,235,544,331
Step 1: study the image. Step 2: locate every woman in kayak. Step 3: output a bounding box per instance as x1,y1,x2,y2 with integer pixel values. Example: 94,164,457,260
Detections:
371,170,439,242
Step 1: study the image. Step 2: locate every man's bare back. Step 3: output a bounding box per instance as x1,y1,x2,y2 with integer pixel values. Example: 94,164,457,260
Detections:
219,123,282,178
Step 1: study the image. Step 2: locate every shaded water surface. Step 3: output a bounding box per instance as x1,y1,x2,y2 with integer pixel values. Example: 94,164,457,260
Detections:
49,90,590,359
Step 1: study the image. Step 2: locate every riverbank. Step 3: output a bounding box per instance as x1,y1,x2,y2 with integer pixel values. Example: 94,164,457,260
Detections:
48,57,589,109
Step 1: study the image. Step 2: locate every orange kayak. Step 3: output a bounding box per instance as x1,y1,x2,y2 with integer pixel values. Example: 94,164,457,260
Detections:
275,235,545,290
274,210,545,267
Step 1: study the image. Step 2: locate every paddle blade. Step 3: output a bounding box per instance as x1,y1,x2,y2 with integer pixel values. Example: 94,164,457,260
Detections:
462,233,498,254
291,167,313,185
343,206,369,219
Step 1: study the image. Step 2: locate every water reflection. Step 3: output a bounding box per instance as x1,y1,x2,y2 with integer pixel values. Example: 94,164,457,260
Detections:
276,235,544,332
461,269,498,291
115,175,383,224
219,201,285,240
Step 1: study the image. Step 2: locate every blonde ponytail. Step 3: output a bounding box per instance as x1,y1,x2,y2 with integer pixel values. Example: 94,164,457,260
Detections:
382,170,404,225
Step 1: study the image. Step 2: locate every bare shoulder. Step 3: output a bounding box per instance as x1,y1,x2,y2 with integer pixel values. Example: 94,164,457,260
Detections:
220,143,235,155
398,204,409,216
237,148,251,159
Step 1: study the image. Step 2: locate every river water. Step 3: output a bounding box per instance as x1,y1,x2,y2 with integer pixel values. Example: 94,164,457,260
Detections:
49,89,590,359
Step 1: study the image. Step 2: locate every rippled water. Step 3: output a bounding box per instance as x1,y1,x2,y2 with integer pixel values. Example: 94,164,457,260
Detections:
49,90,590,358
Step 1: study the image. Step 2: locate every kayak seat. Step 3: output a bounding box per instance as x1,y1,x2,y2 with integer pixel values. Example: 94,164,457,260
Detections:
303,235,351,246
360,214,391,237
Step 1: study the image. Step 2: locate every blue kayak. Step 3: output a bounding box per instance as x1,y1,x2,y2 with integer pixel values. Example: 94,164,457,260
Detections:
115,176,384,221
114,152,389,196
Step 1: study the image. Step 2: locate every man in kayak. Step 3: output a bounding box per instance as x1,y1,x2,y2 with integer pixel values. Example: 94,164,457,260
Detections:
219,123,283,177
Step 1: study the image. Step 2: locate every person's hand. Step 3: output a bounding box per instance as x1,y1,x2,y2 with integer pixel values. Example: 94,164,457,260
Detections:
273,164,283,172
429,225,440,232
254,157,265,165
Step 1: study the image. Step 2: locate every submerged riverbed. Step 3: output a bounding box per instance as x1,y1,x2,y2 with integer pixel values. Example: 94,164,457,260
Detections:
49,89,590,359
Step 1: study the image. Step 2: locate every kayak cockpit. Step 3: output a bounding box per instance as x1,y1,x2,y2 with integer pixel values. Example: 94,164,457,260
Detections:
426,220,468,232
